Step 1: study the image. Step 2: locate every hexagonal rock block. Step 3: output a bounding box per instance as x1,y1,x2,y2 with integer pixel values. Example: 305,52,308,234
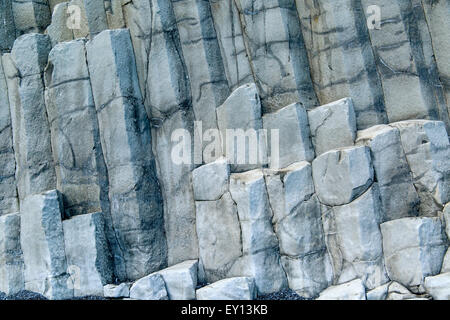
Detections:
0,213,24,295
390,120,450,216
63,212,114,297
312,146,374,206
192,157,230,201
228,170,288,294
195,193,242,283
216,83,267,172
156,260,198,300
381,217,448,289
356,125,420,221
129,273,168,300
262,103,315,169
424,273,450,300
307,98,357,156
20,190,73,300
103,283,130,299
322,185,389,290
316,279,366,300
196,277,256,300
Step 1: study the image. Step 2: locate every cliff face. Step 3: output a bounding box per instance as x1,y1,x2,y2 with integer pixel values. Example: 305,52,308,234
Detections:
0,0,449,300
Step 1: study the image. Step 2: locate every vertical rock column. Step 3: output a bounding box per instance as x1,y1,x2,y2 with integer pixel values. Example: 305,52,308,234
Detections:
235,0,318,113
86,29,167,281
360,0,449,128
0,0,16,53
0,56,19,215
421,0,450,121
45,39,109,218
10,34,56,201
296,0,388,129
172,0,230,161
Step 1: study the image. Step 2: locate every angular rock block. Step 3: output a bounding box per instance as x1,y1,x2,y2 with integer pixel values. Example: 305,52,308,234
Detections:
103,283,130,299
12,0,51,35
0,213,24,295
196,277,256,300
323,185,389,290
46,39,108,218
385,282,426,300
234,0,318,112
86,29,167,281
11,34,56,200
360,0,448,127
296,0,388,129
308,98,357,156
229,170,287,294
391,120,450,216
381,217,448,289
424,273,450,300
68,0,89,39
47,3,75,46
442,249,450,273
172,0,229,160
217,83,267,172
312,146,374,206
195,193,242,282
20,190,73,300
263,103,315,169
0,54,19,215
157,260,198,300
63,212,114,297
0,0,16,53
192,158,230,201
356,125,420,221
209,0,253,90
105,0,125,29
316,279,366,300
129,273,168,300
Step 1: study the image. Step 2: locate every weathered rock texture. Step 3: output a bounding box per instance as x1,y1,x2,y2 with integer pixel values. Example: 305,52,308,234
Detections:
0,0,449,300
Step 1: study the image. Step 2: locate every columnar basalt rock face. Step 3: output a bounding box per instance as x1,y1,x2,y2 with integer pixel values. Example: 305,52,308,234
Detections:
86,29,167,282
1,0,450,300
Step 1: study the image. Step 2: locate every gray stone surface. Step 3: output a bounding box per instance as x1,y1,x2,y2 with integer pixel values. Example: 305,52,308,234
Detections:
356,125,420,221
381,217,448,289
11,34,56,200
216,83,267,172
156,260,198,300
312,146,374,206
0,0,16,53
0,213,24,295
20,190,73,300
192,158,230,201
316,279,366,300
0,54,18,215
12,0,51,35
308,98,357,156
63,212,113,297
47,3,75,46
263,103,315,169
103,283,130,299
323,185,389,290
391,120,450,216
86,29,167,282
196,277,256,300
83,0,108,37
129,273,168,300
424,272,450,300
45,39,108,218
